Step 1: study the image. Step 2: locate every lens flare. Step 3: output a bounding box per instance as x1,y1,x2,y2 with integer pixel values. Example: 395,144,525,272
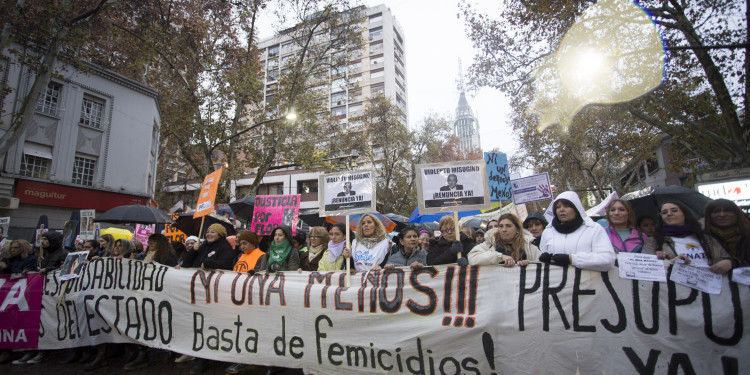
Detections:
529,0,666,131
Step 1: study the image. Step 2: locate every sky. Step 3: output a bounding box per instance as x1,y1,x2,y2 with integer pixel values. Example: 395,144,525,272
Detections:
256,0,519,158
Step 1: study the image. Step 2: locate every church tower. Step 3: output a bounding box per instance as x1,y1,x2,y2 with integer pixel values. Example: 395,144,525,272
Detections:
454,59,481,153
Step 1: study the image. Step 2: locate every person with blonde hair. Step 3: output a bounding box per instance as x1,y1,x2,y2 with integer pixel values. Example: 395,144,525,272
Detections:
604,199,647,253
299,226,329,271
427,215,475,266
469,213,540,267
349,214,390,272
0,239,37,274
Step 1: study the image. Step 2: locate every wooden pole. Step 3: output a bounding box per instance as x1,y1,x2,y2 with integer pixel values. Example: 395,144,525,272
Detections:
345,215,351,287
454,211,462,259
198,216,206,239
56,280,68,308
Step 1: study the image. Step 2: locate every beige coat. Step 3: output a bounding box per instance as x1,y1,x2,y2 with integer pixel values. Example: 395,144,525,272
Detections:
468,228,540,266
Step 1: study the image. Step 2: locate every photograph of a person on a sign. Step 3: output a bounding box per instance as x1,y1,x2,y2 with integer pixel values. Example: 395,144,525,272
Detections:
416,160,491,213
319,170,376,216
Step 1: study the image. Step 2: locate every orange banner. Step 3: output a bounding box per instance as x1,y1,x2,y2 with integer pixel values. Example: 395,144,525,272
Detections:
165,214,188,243
193,168,223,218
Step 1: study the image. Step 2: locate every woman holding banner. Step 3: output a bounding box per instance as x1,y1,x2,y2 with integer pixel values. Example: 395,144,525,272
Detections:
427,216,475,266
385,225,426,269
144,233,178,266
537,191,616,271
642,201,733,273
232,230,263,272
255,225,300,272
299,226,328,271
469,213,539,266
318,223,349,271
604,199,647,253
350,213,390,272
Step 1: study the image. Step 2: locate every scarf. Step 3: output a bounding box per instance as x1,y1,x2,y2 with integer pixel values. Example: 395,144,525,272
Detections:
357,236,381,249
328,240,345,263
268,239,293,267
710,225,741,256
308,244,326,261
552,215,584,234
662,224,693,238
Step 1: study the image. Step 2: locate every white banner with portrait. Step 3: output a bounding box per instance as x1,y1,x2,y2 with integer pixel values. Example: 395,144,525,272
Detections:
416,160,491,214
318,170,376,216
36,259,750,374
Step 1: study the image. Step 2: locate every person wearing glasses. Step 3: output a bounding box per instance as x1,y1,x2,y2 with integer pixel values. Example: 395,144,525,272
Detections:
426,215,476,266
703,199,749,268
298,226,329,271
642,201,733,273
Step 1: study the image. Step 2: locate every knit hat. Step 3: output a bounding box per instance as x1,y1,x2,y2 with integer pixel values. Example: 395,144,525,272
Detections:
185,235,199,244
237,230,261,246
207,223,227,238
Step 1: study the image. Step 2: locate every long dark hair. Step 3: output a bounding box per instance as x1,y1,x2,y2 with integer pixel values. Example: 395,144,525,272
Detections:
654,200,714,262
148,233,174,264
396,225,420,252
704,199,750,253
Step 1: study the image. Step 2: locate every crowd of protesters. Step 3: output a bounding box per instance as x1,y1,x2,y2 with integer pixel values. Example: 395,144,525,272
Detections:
1,191,748,374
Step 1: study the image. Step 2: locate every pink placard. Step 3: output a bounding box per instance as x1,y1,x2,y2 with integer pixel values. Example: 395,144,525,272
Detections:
0,274,44,349
251,195,301,236
132,224,154,249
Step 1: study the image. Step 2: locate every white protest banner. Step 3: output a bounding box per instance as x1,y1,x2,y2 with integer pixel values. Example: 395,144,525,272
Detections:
38,261,750,374
416,160,491,213
617,253,667,282
318,170,376,217
511,172,553,204
732,267,750,286
669,263,722,294
58,251,89,281
79,210,96,240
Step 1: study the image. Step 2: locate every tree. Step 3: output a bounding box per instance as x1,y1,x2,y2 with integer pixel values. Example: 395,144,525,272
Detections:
461,0,749,190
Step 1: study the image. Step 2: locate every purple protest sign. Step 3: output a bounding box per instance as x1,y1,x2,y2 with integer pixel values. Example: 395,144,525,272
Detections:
251,195,301,236
0,274,44,349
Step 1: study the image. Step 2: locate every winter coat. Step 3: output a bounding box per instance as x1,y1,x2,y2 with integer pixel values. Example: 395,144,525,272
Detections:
1,254,38,274
468,228,540,265
40,231,69,272
605,226,647,253
426,232,476,266
317,248,346,272
386,248,427,267
538,191,616,272
255,226,300,272
641,234,731,266
182,237,236,271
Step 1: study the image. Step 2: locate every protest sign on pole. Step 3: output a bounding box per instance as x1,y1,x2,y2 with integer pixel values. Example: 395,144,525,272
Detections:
38,261,750,374
0,274,43,349
415,160,491,214
164,214,188,244
79,209,95,240
58,251,89,281
251,195,301,236
132,224,155,249
510,172,553,205
318,170,376,217
484,152,512,202
0,217,9,246
193,168,223,219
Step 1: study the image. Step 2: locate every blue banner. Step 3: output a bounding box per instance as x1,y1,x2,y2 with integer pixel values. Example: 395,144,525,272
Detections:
484,152,512,202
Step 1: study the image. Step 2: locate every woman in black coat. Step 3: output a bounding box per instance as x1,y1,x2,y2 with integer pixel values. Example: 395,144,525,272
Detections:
181,223,236,271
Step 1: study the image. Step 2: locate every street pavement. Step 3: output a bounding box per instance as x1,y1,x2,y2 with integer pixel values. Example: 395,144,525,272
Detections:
1,347,304,375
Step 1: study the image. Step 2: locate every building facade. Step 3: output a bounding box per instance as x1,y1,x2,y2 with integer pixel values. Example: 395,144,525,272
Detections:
0,46,161,240
454,91,481,153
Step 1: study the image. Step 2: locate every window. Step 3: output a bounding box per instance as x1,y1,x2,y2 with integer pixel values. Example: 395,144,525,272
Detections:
36,82,61,116
72,156,96,186
331,78,346,93
370,40,383,55
369,27,382,40
259,183,283,195
332,106,346,118
331,92,347,106
268,45,279,57
371,82,385,95
20,154,51,179
298,180,318,194
79,96,104,129
369,13,382,24
370,69,384,79
370,56,384,67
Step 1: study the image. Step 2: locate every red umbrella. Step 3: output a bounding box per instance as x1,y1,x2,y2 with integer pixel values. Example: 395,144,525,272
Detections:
325,213,397,232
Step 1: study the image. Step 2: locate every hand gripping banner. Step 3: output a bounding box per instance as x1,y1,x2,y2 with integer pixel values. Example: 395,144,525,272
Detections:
35,259,750,374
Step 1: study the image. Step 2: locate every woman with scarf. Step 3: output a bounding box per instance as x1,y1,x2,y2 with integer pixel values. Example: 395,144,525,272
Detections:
385,225,426,270
604,199,647,253
350,214,390,272
642,201,733,273
469,213,540,266
255,226,300,272
143,233,178,266
538,191,616,271
318,223,349,271
299,226,328,271
704,199,750,268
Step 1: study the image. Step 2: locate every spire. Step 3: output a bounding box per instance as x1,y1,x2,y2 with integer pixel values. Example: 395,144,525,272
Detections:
457,58,465,93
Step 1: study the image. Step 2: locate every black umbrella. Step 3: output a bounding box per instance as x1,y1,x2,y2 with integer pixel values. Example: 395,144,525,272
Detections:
299,211,326,227
384,213,408,232
461,218,484,229
229,196,256,222
622,185,712,220
174,213,236,238
95,205,175,225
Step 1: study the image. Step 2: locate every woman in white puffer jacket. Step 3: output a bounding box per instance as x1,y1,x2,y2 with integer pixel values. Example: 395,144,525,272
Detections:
469,213,540,267
538,191,616,272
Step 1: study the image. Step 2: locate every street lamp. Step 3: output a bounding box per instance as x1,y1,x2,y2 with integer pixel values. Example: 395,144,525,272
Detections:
210,112,297,152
